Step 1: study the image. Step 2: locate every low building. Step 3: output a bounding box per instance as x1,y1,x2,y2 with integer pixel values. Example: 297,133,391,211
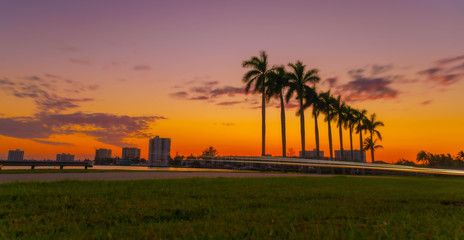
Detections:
56,153,74,162
334,149,366,162
8,149,24,161
299,149,324,159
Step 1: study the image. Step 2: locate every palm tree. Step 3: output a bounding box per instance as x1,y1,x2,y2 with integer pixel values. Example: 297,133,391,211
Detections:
354,109,368,162
320,91,337,160
363,113,384,162
417,150,430,165
286,61,320,158
363,138,383,162
303,88,322,159
458,151,464,160
242,51,274,156
344,106,357,161
266,66,290,157
332,96,347,160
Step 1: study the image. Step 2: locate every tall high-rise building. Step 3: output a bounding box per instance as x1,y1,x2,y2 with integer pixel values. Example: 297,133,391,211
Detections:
56,153,74,162
8,149,24,161
122,147,141,160
95,148,112,160
148,136,171,166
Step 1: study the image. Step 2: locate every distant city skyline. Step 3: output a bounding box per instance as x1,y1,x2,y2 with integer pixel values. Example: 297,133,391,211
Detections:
1,1,463,162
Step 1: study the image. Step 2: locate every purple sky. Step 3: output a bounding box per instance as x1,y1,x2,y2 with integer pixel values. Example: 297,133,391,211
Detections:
1,0,464,160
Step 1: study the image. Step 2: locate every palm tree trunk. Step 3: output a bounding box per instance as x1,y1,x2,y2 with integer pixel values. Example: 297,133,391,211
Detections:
370,133,374,163
314,112,320,159
261,85,266,156
371,146,375,163
359,122,364,162
280,92,286,157
349,126,354,161
339,119,344,160
328,119,333,160
300,97,305,158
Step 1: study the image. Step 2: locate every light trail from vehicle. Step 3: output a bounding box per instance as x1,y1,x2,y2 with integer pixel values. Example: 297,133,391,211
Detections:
205,156,464,176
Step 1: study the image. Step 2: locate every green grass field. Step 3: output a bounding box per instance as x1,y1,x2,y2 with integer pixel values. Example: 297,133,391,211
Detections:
0,169,213,174
0,169,124,174
0,169,168,174
1,176,464,239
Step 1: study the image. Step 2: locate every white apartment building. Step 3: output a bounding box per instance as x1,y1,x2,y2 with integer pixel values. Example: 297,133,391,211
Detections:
8,149,24,161
148,136,171,166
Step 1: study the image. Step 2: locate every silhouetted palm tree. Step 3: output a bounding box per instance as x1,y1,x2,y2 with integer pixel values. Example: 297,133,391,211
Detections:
242,51,274,156
332,96,347,160
344,106,357,161
303,88,322,159
416,150,430,164
458,151,464,160
320,91,337,160
286,61,320,158
354,109,368,162
363,138,383,162
266,66,290,157
363,113,384,162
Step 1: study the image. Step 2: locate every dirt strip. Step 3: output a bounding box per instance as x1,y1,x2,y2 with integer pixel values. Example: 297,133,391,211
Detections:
0,172,316,183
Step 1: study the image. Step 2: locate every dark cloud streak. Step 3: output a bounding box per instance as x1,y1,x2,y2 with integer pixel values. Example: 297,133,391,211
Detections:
418,55,464,87
0,75,99,113
337,65,399,102
0,112,166,146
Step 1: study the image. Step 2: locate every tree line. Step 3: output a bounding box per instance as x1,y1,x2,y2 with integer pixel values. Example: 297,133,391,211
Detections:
242,51,384,162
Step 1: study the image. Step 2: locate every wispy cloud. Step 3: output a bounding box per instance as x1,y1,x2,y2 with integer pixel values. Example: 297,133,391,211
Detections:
336,65,399,102
0,112,166,146
190,96,209,100
171,81,245,100
0,75,98,113
421,100,432,105
322,77,338,88
418,55,464,87
134,65,151,71
210,86,245,97
217,101,242,106
0,78,15,86
436,55,464,65
33,139,74,146
169,91,188,99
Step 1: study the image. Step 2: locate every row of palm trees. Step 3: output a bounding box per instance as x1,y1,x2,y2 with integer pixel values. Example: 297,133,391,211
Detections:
242,51,384,162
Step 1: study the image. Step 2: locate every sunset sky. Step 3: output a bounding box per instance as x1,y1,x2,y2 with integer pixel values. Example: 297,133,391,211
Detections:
1,0,463,162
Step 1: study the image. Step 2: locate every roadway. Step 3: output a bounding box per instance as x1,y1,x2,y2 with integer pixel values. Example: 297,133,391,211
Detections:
207,156,464,176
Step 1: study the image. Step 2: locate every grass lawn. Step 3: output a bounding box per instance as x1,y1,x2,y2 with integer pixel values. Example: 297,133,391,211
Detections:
0,169,164,174
0,168,240,174
0,169,127,174
1,176,464,239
